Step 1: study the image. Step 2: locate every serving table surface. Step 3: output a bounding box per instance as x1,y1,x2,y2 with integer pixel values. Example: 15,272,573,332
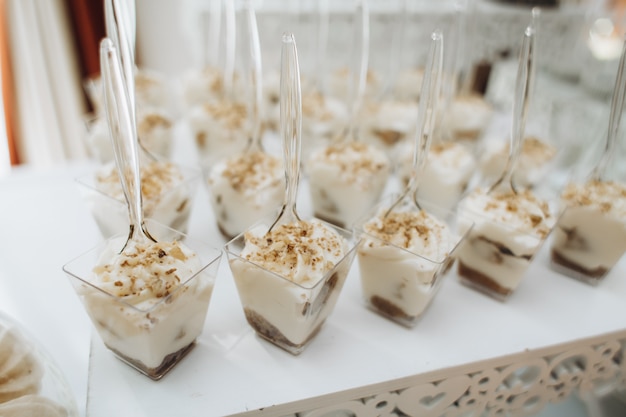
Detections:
0,152,625,416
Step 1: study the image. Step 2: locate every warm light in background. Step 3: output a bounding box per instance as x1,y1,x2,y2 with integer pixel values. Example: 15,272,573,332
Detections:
588,17,624,60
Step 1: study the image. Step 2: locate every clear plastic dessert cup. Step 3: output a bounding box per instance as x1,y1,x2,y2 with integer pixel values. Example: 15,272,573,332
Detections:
455,190,556,301
77,162,200,238
0,311,79,416
549,180,626,286
306,141,391,229
224,216,358,355
205,152,284,240
63,219,222,380
354,196,472,327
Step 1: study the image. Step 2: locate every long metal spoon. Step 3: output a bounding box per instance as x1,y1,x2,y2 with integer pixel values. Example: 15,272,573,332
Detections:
266,33,303,233
590,37,626,181
487,26,535,195
101,38,157,251
384,31,444,216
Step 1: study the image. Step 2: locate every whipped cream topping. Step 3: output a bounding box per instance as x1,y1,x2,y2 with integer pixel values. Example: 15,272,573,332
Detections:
302,91,342,121
447,94,493,133
400,141,475,181
461,188,555,239
362,209,455,262
93,238,201,307
307,141,390,188
95,161,185,209
191,66,224,94
210,151,282,194
561,180,626,220
241,220,348,286
137,112,172,137
429,141,475,168
362,100,418,142
393,68,424,100
201,101,247,129
488,136,557,169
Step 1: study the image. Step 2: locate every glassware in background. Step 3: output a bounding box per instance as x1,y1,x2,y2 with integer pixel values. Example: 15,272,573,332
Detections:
76,161,200,238
306,0,392,229
550,35,626,286
0,311,79,416
185,0,253,168
204,1,284,240
580,3,626,97
456,26,558,301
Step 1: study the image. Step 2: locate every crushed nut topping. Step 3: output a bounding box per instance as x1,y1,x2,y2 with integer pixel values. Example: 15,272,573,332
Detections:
302,91,335,121
203,101,247,129
217,151,281,192
498,136,557,164
243,220,346,282
134,72,160,90
561,180,626,216
93,240,195,299
468,189,554,238
312,141,389,186
138,113,172,135
96,161,184,208
363,210,448,251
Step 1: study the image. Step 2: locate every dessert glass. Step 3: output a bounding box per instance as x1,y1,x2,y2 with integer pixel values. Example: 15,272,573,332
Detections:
455,190,556,301
549,35,626,286
354,196,471,327
77,163,200,238
224,217,358,355
63,219,222,380
205,152,283,240
549,180,626,285
0,311,79,416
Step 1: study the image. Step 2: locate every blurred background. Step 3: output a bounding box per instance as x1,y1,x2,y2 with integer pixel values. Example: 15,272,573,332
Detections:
0,0,624,174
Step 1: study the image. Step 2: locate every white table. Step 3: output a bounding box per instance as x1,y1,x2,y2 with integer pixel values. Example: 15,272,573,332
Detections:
1,157,625,417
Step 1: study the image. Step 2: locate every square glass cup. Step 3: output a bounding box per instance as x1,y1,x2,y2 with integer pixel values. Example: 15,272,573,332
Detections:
62,219,222,380
455,204,553,301
550,204,626,286
224,217,358,355
76,163,200,238
354,196,472,327
204,157,284,241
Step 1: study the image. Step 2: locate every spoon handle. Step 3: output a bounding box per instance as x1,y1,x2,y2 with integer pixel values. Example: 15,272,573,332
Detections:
105,0,136,114
489,26,534,194
409,31,444,200
101,39,153,245
244,0,263,152
347,0,369,141
223,0,236,97
385,30,443,217
280,33,303,220
592,37,626,180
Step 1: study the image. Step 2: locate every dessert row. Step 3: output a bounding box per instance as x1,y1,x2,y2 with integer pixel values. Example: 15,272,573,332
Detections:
67,72,626,379
64,161,626,381
66,9,626,382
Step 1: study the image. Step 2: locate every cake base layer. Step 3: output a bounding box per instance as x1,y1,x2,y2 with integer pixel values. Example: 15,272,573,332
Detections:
107,341,196,381
457,261,512,300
